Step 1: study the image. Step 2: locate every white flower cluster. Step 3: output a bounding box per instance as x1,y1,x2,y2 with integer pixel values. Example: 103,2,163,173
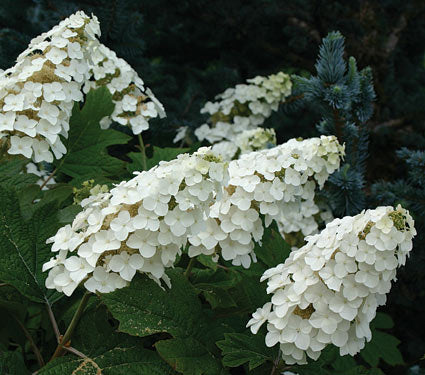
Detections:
0,11,100,162
43,147,228,296
236,127,277,153
277,200,334,241
84,42,165,135
247,205,416,365
192,72,291,160
0,11,164,163
211,127,277,161
188,136,344,268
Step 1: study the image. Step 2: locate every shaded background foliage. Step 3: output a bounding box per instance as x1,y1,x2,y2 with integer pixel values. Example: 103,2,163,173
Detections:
1,0,425,371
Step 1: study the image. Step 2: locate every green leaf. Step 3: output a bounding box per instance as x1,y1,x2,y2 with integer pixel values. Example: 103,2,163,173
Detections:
0,185,62,303
58,205,83,224
38,184,73,207
39,304,178,374
101,269,226,375
191,268,240,309
0,351,29,375
0,158,38,189
146,147,190,170
254,224,291,268
331,354,369,375
39,347,177,375
372,312,394,330
360,331,403,367
216,332,276,370
228,272,269,313
331,354,357,372
19,184,73,220
54,87,131,180
17,184,42,220
293,346,369,375
295,362,342,375
369,369,385,375
359,314,403,367
0,285,30,321
128,146,189,173
155,337,225,375
196,254,218,271
101,270,202,338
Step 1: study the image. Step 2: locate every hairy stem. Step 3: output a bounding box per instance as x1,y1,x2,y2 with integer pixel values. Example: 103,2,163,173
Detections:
64,346,88,359
39,168,57,190
270,349,289,375
184,258,196,278
13,316,45,367
49,292,91,361
137,133,148,171
45,298,60,343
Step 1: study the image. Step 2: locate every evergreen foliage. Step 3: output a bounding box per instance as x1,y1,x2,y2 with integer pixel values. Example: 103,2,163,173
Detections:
291,31,375,216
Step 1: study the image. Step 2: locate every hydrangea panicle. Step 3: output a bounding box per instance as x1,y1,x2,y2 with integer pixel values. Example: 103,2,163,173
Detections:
0,11,100,162
247,205,416,365
188,136,344,268
43,147,228,296
191,71,292,160
83,42,165,134
0,11,164,163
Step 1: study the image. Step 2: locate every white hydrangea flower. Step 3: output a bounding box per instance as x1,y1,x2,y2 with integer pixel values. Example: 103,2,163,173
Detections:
84,41,165,135
235,127,276,154
0,11,164,164
248,205,416,365
43,147,228,295
0,11,99,163
188,136,344,268
173,126,188,143
189,72,291,159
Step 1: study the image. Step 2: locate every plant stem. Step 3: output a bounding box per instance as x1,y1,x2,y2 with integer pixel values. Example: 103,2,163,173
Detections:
63,346,88,359
332,108,344,143
49,292,91,361
270,349,288,375
45,298,60,343
184,258,196,278
39,168,57,190
13,316,45,367
137,134,147,171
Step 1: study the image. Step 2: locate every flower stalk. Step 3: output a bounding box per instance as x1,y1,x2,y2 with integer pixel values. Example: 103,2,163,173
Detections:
49,292,91,361
137,133,147,170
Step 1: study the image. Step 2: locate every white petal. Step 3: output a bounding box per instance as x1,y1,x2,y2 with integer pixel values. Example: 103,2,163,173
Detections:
109,255,125,272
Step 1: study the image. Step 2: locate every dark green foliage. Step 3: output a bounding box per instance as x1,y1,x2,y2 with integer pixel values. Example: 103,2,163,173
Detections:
127,146,190,173
0,2,424,374
53,87,131,184
0,350,29,375
360,313,404,367
216,332,277,370
254,224,292,268
292,347,370,375
39,307,179,374
0,185,63,304
0,158,38,189
101,270,228,374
